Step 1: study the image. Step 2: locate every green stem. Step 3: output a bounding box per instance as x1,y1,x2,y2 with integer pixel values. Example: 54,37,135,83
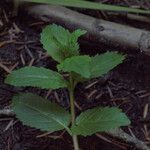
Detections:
69,73,80,150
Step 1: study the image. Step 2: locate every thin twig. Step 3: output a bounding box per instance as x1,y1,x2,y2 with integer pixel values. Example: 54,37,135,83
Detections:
0,62,11,73
0,109,15,116
96,133,127,150
107,128,150,150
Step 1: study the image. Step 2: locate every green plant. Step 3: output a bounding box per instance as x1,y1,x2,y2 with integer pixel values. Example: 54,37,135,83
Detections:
21,0,150,14
5,24,130,150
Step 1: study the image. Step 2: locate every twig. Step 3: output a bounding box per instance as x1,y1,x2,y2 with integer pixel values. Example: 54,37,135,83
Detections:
0,40,15,47
0,62,11,73
107,12,150,24
96,133,127,150
26,5,150,55
85,80,98,89
107,128,150,150
0,109,15,116
127,14,150,23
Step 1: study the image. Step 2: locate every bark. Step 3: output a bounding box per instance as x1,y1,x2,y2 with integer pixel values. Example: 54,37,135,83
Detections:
26,5,150,54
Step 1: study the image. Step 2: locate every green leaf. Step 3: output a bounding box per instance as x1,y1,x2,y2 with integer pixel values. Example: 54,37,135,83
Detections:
69,29,87,54
12,93,71,133
57,55,91,78
71,107,130,136
57,52,125,79
41,24,86,62
21,0,150,14
5,66,67,89
90,52,125,78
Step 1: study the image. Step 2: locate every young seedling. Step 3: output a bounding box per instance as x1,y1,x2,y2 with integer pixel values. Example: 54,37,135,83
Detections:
5,24,130,150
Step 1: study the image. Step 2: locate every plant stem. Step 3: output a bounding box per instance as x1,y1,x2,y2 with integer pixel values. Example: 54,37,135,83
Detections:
69,73,80,150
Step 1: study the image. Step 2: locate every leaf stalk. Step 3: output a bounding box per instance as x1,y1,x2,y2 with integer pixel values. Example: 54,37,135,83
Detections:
69,73,80,150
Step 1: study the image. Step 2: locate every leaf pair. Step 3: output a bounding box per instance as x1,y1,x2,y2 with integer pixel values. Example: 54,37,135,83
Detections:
13,93,130,136
58,52,125,79
41,24,86,63
5,51,125,89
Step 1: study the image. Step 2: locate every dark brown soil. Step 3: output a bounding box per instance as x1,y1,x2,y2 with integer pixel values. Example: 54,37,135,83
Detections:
0,1,150,150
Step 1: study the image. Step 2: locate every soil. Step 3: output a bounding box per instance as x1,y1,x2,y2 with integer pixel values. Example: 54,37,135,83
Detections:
0,1,150,150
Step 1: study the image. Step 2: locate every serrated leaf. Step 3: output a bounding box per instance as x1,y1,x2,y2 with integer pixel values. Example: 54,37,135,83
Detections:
57,55,91,78
41,24,86,62
5,66,67,89
69,29,87,54
71,107,130,136
57,52,125,80
90,52,125,78
12,93,71,133
72,29,87,40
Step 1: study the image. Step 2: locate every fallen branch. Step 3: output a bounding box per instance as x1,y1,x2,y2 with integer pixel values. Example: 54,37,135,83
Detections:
26,5,150,55
106,128,150,150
